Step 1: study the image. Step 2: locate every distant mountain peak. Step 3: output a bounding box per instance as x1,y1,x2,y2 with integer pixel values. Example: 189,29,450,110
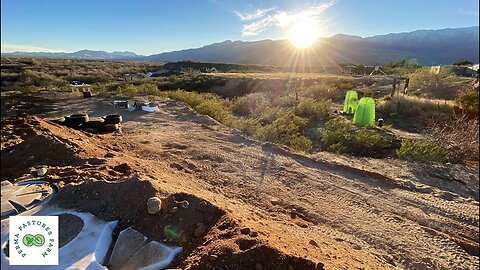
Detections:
2,26,478,65
330,34,363,39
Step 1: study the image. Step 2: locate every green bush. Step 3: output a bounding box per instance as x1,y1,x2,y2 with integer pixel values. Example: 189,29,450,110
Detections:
256,109,312,151
195,99,229,121
455,90,479,117
161,89,206,107
225,117,261,137
396,140,448,162
320,118,399,157
295,97,330,121
231,93,271,117
160,90,230,122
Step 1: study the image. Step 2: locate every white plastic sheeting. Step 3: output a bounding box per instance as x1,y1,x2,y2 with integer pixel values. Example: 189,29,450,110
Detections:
1,206,117,270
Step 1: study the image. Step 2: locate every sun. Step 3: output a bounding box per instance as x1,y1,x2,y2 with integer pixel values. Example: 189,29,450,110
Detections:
288,18,320,48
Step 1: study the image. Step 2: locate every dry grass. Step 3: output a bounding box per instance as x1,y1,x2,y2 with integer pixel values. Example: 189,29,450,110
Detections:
428,115,479,163
377,94,455,118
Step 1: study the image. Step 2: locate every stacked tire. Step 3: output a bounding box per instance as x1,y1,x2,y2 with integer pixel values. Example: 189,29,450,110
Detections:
82,120,104,133
101,115,122,133
64,114,89,130
60,114,122,133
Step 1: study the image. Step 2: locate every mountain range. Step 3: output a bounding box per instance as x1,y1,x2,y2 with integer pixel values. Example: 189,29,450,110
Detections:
1,49,140,60
2,26,478,65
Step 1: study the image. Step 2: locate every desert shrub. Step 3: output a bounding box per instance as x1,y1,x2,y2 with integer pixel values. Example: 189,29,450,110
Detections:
377,94,454,119
161,90,230,121
320,118,399,158
256,109,312,151
396,140,448,162
225,117,261,137
408,67,469,99
383,59,420,75
428,116,479,163
20,85,40,93
302,83,344,102
453,60,474,66
194,99,230,121
455,90,479,117
182,68,201,77
65,74,112,84
231,93,272,117
273,95,296,108
295,97,330,121
161,89,206,107
136,83,159,95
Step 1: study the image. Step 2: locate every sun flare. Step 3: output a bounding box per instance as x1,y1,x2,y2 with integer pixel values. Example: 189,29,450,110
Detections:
288,18,320,48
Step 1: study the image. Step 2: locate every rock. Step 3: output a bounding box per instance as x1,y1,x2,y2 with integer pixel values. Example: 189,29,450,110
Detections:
193,224,207,238
147,197,162,215
240,227,251,235
36,167,48,176
249,231,258,237
255,263,263,270
309,239,319,248
179,200,189,209
270,198,280,205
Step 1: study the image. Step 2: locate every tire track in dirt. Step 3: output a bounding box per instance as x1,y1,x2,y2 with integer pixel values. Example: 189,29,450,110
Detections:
35,97,479,269
122,105,479,269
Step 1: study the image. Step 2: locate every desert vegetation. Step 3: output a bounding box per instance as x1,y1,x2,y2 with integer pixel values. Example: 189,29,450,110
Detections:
2,57,478,164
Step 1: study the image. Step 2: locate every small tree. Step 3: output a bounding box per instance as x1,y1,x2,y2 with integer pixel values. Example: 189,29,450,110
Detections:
453,60,474,66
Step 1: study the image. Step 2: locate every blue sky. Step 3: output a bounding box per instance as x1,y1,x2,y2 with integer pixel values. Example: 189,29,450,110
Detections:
1,0,478,55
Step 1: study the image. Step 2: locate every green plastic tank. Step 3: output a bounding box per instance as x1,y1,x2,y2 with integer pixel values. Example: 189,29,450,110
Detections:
352,97,375,126
343,90,359,114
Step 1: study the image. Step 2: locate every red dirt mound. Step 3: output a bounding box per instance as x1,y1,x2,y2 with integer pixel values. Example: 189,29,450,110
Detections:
51,175,320,269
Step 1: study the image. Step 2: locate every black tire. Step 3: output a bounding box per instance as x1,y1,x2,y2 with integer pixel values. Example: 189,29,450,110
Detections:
82,120,104,130
102,123,119,133
83,127,99,134
103,114,122,124
65,114,89,127
51,118,65,125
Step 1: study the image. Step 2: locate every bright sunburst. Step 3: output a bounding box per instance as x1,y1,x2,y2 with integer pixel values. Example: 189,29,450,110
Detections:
288,18,320,48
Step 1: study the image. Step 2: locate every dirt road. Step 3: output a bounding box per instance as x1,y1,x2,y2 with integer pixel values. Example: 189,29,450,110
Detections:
2,92,479,269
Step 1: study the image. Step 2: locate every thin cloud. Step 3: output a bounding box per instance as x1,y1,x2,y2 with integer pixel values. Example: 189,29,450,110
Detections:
459,7,479,17
234,7,276,21
1,43,64,53
240,1,335,36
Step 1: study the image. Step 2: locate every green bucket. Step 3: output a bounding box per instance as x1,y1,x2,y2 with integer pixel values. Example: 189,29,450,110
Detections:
352,97,375,126
343,90,359,114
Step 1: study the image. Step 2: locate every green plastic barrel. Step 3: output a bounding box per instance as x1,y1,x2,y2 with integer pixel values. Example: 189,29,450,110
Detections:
343,90,359,114
352,97,375,126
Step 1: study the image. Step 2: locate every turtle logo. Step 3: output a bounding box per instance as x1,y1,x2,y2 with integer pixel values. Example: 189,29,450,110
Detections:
23,234,46,247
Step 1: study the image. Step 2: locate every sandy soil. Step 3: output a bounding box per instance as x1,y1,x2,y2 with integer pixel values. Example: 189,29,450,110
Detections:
1,91,478,269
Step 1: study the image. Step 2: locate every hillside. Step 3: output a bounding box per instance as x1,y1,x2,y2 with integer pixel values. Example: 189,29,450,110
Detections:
145,26,479,65
1,49,142,60
2,27,478,65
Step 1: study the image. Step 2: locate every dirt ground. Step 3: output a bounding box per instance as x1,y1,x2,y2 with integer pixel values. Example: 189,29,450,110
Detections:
1,91,479,269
